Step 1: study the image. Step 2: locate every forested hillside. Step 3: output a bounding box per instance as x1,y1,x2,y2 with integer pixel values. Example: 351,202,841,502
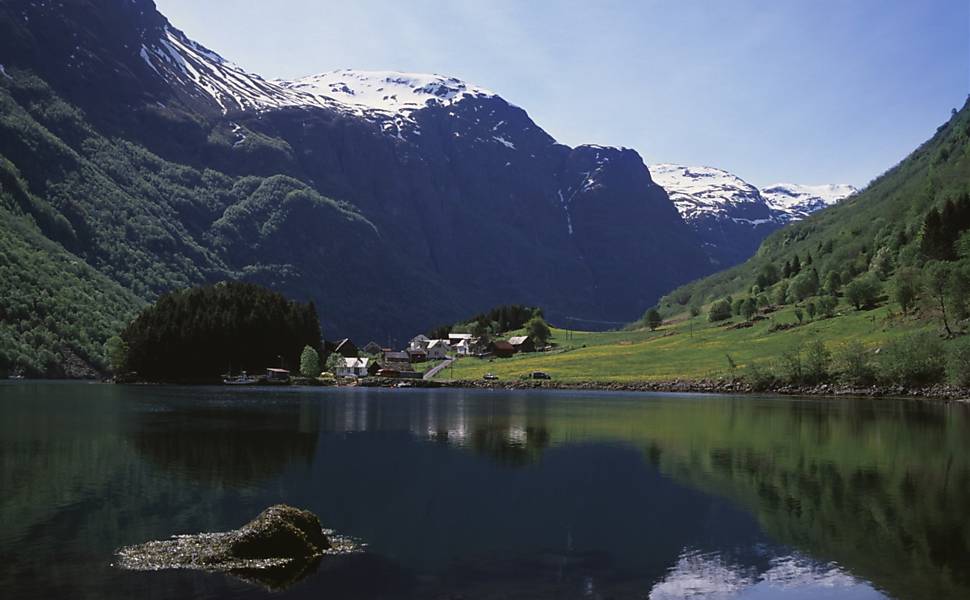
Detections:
659,99,970,325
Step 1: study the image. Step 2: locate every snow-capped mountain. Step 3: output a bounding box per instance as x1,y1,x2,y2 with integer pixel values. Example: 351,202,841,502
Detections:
649,164,855,266
0,0,715,342
762,183,857,222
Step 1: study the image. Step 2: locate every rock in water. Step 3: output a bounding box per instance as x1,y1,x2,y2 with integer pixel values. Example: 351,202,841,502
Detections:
115,504,358,588
230,505,330,559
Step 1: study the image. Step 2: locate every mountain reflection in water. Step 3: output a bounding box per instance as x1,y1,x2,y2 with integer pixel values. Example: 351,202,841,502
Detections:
1,383,966,599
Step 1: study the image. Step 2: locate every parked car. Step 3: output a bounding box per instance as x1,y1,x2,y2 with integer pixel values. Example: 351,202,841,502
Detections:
530,371,551,380
483,373,498,381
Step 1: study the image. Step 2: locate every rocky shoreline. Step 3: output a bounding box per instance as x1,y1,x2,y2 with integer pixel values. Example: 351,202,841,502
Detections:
357,376,970,401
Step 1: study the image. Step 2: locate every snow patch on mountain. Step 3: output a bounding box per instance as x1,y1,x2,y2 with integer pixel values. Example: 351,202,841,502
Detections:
651,164,855,225
762,183,857,221
281,70,495,118
649,163,768,223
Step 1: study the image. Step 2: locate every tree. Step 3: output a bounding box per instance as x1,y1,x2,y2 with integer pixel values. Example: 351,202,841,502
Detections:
741,298,758,321
773,282,789,306
870,246,894,279
794,308,804,324
892,266,922,314
921,207,952,260
790,272,819,302
755,264,780,289
121,282,322,381
324,351,344,375
948,262,970,321
644,308,663,331
806,301,817,320
708,299,733,322
104,335,128,374
299,345,321,377
925,261,953,335
844,275,881,310
791,254,802,275
816,295,837,318
526,315,552,346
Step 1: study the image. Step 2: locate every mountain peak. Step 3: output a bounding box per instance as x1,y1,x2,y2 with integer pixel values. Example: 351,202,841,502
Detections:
281,70,495,117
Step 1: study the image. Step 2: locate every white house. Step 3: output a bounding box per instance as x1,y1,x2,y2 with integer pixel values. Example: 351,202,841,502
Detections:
448,333,473,345
336,357,370,378
427,339,450,360
455,338,472,355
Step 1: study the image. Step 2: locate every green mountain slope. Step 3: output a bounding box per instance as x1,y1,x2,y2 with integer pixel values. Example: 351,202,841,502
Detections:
0,158,143,376
659,99,970,313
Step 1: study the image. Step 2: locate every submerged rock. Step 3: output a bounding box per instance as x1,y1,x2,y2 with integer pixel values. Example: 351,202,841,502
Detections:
116,505,361,589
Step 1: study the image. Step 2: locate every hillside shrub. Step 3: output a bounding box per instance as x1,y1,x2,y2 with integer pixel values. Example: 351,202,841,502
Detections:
708,299,732,322
877,332,947,386
845,274,882,310
947,337,970,387
803,340,832,384
837,340,877,386
744,361,777,391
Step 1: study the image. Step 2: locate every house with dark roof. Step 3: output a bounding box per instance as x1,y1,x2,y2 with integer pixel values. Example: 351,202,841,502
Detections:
489,340,515,358
508,335,535,353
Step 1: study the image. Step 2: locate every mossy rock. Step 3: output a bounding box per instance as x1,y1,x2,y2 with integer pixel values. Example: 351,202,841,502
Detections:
230,505,330,559
115,504,356,586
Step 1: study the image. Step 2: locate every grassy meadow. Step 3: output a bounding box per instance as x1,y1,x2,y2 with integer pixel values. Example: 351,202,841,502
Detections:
436,300,936,383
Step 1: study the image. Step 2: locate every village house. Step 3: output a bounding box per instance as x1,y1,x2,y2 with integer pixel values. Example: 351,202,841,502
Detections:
489,340,516,358
448,333,473,345
362,341,383,355
409,334,431,351
508,335,535,353
326,338,359,358
426,339,450,360
407,347,428,363
383,350,412,369
335,357,374,379
264,367,290,383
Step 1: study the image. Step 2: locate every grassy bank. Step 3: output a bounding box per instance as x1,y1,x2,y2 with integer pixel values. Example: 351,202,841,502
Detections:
435,301,943,384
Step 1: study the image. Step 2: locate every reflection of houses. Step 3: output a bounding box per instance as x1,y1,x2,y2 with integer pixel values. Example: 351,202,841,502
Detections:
427,339,449,360
335,357,374,378
327,338,359,358
508,335,535,353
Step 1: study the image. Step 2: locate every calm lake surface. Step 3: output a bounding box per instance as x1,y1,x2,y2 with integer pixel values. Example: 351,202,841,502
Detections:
2,383,968,599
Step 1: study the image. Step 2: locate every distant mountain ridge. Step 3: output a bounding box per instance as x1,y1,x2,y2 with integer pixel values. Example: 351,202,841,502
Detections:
650,164,856,266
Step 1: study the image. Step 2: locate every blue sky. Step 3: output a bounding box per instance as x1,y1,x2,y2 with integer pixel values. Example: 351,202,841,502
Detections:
155,0,968,188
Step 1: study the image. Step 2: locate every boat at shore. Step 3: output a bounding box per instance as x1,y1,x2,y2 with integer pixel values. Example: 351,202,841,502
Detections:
221,371,260,386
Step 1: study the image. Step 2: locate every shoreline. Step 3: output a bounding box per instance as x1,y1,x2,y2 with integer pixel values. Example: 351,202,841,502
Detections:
20,375,964,402
357,377,970,402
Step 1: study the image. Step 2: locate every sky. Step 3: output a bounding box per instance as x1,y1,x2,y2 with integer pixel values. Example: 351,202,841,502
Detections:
154,0,969,188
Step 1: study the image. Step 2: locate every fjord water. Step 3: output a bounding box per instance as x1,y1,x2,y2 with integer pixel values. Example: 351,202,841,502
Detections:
1,383,967,599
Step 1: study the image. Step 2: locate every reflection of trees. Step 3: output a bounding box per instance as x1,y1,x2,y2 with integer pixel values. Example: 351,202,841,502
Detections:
129,402,320,486
643,400,970,600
